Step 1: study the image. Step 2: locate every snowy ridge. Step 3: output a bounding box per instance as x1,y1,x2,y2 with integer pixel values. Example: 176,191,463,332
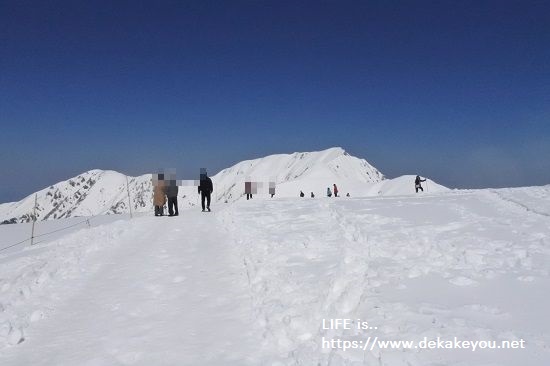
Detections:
0,170,155,224
212,147,385,202
0,147,447,224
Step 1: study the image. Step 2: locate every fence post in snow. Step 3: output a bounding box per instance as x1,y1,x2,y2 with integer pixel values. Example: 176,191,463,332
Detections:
126,175,133,219
30,194,37,245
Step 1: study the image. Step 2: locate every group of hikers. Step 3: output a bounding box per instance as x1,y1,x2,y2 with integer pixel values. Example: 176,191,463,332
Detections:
153,173,429,216
153,171,214,216
328,183,338,197
153,175,180,217
300,183,349,198
297,177,428,198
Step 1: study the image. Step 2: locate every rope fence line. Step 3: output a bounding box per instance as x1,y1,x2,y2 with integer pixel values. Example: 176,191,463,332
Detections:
1,172,136,254
33,218,91,239
0,217,94,253
0,237,32,253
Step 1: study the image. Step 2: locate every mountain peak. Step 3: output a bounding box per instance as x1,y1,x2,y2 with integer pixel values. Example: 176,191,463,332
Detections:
0,148,388,223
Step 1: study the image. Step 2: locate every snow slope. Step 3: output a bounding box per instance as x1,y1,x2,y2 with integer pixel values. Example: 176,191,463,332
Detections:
1,147,445,225
0,186,548,365
212,147,384,201
0,170,157,224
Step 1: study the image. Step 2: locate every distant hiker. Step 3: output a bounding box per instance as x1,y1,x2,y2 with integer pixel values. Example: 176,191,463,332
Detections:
346,193,350,197
245,181,253,200
166,180,179,216
153,175,166,216
333,184,339,197
300,191,305,197
269,182,275,198
198,171,213,212
327,187,332,197
311,192,315,198
415,175,426,193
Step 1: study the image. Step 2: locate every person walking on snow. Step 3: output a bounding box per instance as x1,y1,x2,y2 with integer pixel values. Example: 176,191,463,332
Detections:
300,191,305,197
166,180,179,216
415,175,426,193
153,175,166,216
198,171,214,212
333,184,339,197
327,187,332,197
245,181,253,200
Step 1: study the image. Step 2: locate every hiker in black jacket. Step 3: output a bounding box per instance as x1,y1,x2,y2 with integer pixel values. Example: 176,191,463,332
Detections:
198,171,214,212
166,180,179,216
415,175,426,193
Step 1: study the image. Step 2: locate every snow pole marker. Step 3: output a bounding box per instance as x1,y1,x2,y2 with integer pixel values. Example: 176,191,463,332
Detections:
125,175,133,219
30,194,38,245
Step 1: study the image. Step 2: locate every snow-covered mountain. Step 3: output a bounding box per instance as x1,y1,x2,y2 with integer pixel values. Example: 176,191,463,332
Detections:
212,147,385,202
0,170,154,225
2,186,549,364
0,147,447,224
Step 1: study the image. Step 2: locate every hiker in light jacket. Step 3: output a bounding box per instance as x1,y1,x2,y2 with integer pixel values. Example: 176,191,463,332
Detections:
153,175,166,216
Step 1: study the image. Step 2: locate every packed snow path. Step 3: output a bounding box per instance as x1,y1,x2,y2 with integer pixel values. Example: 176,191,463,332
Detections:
1,186,550,365
1,211,263,365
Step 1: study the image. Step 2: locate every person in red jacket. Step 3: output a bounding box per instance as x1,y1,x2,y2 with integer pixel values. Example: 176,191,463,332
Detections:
333,184,339,197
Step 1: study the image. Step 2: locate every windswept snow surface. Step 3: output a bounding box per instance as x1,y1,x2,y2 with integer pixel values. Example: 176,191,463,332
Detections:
1,187,549,365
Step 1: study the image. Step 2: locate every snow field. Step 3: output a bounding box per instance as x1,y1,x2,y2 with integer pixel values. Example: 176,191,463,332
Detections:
219,190,550,365
0,219,135,347
0,186,549,365
1,210,269,365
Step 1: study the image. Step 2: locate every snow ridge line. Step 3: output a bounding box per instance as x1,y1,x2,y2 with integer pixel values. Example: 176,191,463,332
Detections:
489,190,550,218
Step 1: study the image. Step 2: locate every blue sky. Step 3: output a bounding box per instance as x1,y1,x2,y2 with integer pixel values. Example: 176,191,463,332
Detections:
1,1,549,202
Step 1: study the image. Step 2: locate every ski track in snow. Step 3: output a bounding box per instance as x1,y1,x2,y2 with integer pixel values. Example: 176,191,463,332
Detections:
1,187,549,365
